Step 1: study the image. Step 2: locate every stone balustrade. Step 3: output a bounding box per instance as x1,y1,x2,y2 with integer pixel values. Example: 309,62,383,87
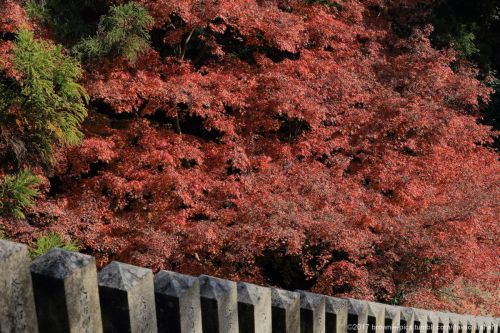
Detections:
0,239,498,333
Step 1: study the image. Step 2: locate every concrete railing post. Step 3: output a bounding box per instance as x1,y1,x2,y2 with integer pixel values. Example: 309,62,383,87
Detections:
296,290,326,333
489,319,495,333
270,288,300,333
449,314,460,333
448,313,458,333
30,248,102,333
437,313,450,333
154,271,202,333
399,307,415,333
483,318,490,333
493,319,499,333
347,299,368,333
459,317,469,333
237,282,272,333
487,319,494,333
465,317,473,333
475,318,484,333
484,318,492,333
474,317,480,333
481,317,489,333
384,306,401,333
413,310,428,333
0,239,38,333
467,316,477,333
98,261,156,333
199,275,238,333
367,302,385,333
483,319,491,333
425,311,438,333
485,318,493,333
324,297,348,333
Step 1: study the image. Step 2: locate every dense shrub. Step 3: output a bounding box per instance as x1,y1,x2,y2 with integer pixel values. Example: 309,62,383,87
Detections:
0,29,88,163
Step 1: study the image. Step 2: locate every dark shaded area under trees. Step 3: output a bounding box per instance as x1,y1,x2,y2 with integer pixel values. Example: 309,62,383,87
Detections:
430,0,500,149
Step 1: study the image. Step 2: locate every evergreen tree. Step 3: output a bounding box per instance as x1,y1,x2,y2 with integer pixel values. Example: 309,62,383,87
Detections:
73,2,154,62
0,29,88,163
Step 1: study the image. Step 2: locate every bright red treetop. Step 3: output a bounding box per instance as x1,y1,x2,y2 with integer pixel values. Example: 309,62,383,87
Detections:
1,0,499,315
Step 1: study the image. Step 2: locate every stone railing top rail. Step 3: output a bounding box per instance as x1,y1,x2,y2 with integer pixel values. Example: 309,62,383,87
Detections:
0,239,498,333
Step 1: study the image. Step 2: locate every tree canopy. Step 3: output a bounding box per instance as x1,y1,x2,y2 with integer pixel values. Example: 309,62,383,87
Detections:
0,0,498,316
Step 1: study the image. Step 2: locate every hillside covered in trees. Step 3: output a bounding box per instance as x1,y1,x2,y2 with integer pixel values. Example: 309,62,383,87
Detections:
0,0,499,316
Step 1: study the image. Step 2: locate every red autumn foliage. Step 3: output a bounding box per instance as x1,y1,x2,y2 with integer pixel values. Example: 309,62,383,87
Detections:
1,0,499,315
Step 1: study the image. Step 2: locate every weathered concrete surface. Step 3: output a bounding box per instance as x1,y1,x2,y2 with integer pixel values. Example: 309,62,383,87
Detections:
470,317,478,333
436,312,450,333
474,318,484,333
488,318,495,333
199,275,238,333
237,281,272,333
347,299,368,333
448,314,461,333
413,309,429,333
296,290,325,333
459,316,469,333
30,248,102,333
384,305,401,333
154,270,202,333
483,318,491,333
325,297,348,333
0,239,38,333
366,302,385,333
427,311,439,333
271,288,300,333
399,307,415,333
98,261,156,332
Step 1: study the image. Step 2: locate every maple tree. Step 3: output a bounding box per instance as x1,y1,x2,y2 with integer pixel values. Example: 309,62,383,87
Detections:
0,0,499,316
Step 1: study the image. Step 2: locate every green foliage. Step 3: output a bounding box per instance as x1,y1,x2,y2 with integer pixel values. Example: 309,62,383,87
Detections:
73,2,154,62
24,1,49,25
0,29,88,162
30,232,79,258
451,28,479,59
0,169,41,219
432,20,479,59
